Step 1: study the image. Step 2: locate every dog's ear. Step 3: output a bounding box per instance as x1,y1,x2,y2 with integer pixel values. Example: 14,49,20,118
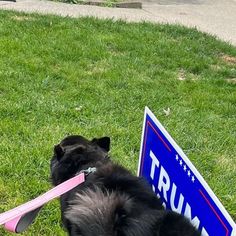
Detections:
54,144,64,160
92,137,110,152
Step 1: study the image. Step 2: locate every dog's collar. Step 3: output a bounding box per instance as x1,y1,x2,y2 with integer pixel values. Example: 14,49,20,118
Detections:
78,167,97,176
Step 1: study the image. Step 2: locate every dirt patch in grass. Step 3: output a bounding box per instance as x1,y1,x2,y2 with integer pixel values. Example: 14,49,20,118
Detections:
221,54,236,65
177,69,186,81
11,15,35,21
177,69,199,81
226,78,236,84
210,64,222,71
216,155,236,172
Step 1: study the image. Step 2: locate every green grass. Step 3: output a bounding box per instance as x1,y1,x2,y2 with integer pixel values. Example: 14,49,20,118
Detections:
0,10,236,235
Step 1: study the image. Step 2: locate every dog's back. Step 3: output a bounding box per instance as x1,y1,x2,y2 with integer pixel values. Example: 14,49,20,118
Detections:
50,135,200,236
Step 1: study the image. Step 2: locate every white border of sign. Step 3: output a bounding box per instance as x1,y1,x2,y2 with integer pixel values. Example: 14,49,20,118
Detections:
138,106,236,236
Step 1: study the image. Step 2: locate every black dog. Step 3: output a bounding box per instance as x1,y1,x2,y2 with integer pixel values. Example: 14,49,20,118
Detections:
50,135,200,236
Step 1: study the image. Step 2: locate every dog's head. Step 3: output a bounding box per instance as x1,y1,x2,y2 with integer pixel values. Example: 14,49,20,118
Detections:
50,135,110,185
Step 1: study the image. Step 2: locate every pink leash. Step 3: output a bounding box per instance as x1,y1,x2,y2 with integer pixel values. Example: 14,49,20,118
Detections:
0,173,86,233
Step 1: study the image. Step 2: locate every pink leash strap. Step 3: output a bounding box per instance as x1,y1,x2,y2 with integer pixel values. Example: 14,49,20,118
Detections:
0,173,85,233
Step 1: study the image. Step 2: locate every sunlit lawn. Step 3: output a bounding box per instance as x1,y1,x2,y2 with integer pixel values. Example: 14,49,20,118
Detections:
0,10,235,235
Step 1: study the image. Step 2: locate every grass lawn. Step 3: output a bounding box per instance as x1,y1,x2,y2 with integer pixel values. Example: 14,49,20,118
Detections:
0,10,235,235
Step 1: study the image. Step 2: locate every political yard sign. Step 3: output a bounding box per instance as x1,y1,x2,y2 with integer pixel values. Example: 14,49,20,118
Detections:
138,107,236,236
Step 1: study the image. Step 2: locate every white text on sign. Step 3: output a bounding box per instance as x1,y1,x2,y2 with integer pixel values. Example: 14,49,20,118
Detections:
149,150,209,236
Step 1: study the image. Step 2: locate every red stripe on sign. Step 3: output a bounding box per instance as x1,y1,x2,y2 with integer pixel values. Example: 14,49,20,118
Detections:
140,121,171,175
199,189,229,236
147,121,172,152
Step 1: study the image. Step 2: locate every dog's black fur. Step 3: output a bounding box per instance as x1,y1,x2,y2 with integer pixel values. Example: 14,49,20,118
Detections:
50,135,200,236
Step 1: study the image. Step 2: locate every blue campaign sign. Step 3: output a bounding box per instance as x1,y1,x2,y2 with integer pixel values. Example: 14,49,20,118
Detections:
138,107,236,236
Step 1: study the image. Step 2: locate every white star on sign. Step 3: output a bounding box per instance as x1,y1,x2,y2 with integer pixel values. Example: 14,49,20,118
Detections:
179,160,183,166
191,176,195,183
183,165,187,171
176,155,179,161
187,170,191,177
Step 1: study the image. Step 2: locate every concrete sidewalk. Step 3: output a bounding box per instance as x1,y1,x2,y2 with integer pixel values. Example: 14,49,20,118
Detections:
0,0,236,46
